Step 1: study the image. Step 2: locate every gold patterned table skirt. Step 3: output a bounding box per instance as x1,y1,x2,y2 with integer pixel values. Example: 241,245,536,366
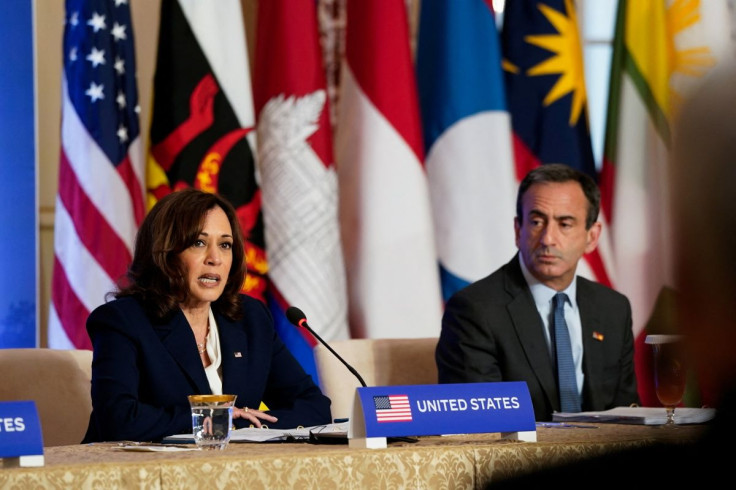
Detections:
0,423,705,489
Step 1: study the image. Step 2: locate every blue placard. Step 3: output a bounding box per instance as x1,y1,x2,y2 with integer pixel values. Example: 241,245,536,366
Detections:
352,382,535,439
0,401,44,458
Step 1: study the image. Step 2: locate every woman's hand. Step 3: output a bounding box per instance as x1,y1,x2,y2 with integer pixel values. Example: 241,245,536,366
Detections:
232,406,278,428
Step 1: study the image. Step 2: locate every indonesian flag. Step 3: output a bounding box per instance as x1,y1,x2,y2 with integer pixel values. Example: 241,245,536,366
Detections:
336,0,443,338
253,0,350,378
417,0,517,302
601,0,734,406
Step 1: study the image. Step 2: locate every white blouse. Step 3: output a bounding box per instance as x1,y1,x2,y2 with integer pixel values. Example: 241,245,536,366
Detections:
202,308,223,395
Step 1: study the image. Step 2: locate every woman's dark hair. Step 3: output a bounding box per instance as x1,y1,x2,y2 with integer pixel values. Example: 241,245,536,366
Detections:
516,163,601,229
115,188,246,321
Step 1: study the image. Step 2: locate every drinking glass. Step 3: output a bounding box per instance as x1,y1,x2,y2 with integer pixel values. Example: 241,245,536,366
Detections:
188,394,237,449
645,335,687,427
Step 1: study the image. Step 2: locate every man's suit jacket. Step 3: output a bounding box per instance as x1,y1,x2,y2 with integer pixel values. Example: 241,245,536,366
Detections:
82,295,331,443
436,255,639,421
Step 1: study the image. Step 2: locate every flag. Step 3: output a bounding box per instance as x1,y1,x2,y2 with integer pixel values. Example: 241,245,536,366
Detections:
147,0,266,302
601,0,734,406
253,0,350,380
49,0,145,349
335,0,443,339
501,0,611,286
374,394,413,422
416,0,517,302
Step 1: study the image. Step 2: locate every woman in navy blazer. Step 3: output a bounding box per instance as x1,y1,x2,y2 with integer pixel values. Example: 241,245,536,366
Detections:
82,189,331,443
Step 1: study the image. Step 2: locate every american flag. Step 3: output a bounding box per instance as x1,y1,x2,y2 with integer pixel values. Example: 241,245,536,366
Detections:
374,395,413,423
49,0,145,349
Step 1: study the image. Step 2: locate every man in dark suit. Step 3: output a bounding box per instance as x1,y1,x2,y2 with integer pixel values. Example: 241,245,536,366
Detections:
436,164,639,421
487,61,736,489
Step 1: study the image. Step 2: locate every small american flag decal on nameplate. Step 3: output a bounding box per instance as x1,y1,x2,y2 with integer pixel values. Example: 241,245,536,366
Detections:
374,395,412,422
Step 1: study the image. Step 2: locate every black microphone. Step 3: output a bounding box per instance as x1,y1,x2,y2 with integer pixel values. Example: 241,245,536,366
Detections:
286,306,367,387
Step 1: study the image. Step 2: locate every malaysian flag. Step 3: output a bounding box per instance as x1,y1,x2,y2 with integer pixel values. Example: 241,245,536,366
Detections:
374,395,413,423
49,0,145,349
502,0,611,287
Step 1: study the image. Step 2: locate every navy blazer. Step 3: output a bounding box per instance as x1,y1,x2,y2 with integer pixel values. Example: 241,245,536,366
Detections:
436,254,639,421
82,294,331,443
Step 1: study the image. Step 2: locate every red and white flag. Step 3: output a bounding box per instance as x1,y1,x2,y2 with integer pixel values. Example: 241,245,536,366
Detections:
49,0,145,348
335,0,443,339
253,0,350,371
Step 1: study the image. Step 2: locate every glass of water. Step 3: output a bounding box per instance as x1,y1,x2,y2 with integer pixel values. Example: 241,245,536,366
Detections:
188,394,237,450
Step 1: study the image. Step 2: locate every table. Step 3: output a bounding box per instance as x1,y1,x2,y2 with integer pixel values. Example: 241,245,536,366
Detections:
0,423,705,489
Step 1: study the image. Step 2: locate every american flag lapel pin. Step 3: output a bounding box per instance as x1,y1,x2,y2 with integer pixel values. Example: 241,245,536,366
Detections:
592,331,604,342
234,352,243,358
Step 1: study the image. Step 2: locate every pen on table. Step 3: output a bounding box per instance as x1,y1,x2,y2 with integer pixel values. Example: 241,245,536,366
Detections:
536,422,598,429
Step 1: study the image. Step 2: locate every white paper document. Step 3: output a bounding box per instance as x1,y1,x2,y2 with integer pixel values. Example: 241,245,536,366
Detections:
114,442,201,452
552,406,716,425
163,422,348,444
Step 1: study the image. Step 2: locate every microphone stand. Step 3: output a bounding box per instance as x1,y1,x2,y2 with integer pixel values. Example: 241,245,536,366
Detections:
300,321,367,388
287,307,367,387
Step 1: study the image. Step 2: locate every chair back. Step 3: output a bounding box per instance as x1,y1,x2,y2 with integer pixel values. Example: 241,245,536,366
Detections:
314,337,438,420
0,348,92,446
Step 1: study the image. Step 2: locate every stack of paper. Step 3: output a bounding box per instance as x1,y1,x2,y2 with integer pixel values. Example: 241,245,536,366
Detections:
552,406,716,425
162,422,349,444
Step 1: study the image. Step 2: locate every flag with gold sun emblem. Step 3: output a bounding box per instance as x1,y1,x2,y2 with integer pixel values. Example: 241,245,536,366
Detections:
501,0,610,286
601,0,735,407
